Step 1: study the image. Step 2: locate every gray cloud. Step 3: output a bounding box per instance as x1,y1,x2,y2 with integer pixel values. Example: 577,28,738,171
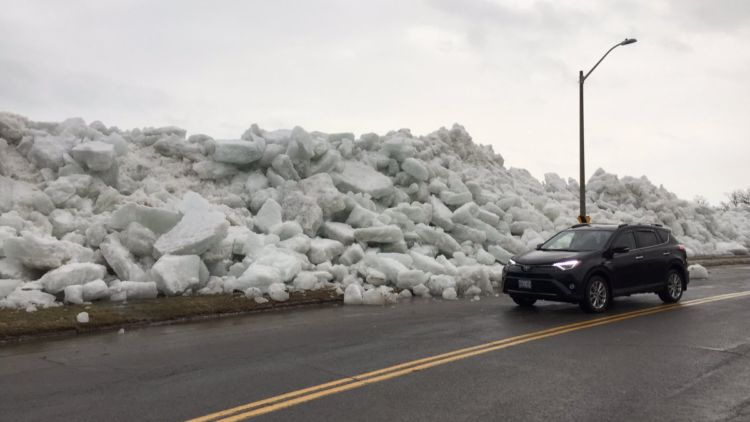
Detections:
0,59,169,109
428,0,596,44
665,0,750,32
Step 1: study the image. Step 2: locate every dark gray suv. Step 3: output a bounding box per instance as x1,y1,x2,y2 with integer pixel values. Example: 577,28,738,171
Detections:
501,223,689,313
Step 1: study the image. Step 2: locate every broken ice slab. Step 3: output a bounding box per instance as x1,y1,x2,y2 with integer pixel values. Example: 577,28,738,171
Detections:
153,210,229,257
109,203,182,234
100,234,147,282
354,225,404,244
39,262,106,294
333,161,394,199
213,138,265,164
4,232,95,270
152,254,208,296
70,141,116,171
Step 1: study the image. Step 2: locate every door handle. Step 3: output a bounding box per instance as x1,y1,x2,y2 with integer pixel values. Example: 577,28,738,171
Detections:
635,255,644,260
662,252,671,256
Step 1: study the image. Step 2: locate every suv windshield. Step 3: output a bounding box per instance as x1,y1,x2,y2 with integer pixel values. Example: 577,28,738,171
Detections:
541,229,613,252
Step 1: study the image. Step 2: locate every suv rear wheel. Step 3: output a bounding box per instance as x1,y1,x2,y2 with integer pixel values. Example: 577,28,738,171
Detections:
580,276,611,313
511,295,537,307
658,270,683,303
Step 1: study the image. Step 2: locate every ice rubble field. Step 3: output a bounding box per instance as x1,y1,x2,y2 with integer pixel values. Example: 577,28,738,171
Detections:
0,112,748,311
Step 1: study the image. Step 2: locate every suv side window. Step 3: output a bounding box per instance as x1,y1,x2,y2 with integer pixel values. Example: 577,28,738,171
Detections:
612,231,636,250
655,228,670,243
635,230,659,248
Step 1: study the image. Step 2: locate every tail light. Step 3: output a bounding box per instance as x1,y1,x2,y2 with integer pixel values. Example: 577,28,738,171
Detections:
678,244,686,251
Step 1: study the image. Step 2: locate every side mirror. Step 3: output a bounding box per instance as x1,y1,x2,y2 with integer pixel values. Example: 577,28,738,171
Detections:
535,243,543,250
611,246,630,254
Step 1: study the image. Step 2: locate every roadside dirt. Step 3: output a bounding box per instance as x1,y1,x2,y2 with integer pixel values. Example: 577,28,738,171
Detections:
691,256,750,267
0,289,341,342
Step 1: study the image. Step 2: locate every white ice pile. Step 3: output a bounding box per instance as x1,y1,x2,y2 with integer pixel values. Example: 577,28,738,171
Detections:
688,264,709,280
1,112,748,309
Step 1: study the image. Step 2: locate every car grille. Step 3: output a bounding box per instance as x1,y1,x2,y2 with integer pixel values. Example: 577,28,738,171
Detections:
505,264,555,280
505,278,560,295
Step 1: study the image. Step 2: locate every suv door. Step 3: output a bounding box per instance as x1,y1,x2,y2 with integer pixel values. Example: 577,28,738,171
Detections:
651,228,672,281
634,229,663,287
609,231,641,293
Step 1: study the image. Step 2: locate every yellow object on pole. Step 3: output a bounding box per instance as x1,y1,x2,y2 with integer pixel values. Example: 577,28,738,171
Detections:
577,215,591,224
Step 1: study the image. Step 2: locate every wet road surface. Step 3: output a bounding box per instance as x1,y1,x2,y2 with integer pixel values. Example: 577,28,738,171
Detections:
1,265,749,422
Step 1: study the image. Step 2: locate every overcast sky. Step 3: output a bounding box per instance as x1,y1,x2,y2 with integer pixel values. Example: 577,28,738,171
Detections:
2,0,749,204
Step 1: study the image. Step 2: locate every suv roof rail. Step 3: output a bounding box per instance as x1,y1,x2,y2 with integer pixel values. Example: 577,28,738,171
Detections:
618,223,628,228
651,223,663,227
571,223,590,228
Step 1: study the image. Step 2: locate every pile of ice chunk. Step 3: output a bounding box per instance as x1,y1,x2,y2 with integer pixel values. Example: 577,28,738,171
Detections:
688,264,709,280
1,111,748,310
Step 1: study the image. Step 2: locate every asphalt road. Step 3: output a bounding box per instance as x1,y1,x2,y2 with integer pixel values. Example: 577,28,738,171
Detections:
2,265,749,422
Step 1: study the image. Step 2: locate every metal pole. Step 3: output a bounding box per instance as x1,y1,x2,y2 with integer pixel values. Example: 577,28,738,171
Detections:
576,38,636,224
579,70,586,222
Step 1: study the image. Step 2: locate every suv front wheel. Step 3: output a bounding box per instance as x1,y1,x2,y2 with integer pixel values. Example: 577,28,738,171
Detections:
658,270,684,303
580,276,611,313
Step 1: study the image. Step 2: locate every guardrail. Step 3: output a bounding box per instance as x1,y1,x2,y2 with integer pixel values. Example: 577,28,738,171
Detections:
690,255,750,267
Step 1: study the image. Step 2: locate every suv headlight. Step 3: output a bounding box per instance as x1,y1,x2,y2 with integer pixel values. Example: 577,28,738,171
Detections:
508,258,516,265
553,260,580,271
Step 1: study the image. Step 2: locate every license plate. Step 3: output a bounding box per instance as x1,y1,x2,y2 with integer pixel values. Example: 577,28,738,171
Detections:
518,279,532,289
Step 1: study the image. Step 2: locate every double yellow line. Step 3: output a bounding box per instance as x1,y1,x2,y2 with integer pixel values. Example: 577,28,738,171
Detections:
189,291,750,422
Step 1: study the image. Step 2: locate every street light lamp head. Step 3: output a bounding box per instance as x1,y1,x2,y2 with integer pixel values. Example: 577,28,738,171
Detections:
620,38,637,46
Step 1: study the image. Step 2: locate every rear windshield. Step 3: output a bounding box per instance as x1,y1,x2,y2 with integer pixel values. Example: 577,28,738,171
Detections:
541,230,613,252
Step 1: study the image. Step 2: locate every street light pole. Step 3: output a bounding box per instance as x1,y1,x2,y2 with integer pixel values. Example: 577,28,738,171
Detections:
578,38,637,224
579,70,586,223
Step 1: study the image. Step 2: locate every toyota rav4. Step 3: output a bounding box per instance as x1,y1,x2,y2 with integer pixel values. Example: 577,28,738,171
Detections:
501,223,688,312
